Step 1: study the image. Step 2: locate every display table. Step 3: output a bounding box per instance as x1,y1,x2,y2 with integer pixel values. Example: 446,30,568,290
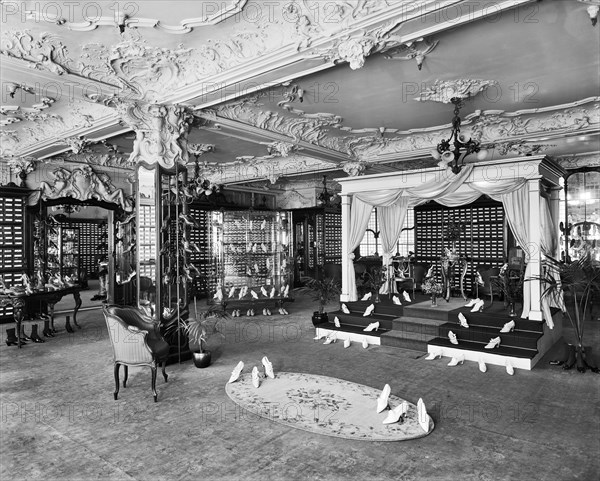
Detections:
0,285,82,348
439,255,469,301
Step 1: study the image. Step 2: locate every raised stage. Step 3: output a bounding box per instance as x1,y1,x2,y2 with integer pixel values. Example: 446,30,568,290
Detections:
314,295,563,370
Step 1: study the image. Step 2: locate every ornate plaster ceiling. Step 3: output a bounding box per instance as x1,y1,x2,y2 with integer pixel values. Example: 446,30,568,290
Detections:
1,0,599,190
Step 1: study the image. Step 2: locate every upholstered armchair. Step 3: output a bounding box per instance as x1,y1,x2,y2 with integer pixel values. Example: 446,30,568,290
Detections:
103,305,170,402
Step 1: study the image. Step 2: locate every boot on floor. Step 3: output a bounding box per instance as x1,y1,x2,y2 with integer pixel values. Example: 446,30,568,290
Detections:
42,320,54,337
30,324,45,343
5,328,19,346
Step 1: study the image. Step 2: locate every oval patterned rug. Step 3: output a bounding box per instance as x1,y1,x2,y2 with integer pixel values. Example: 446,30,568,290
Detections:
225,372,434,441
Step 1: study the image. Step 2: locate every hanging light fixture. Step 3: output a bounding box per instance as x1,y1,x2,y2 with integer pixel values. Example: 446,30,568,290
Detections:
431,97,488,174
317,175,333,207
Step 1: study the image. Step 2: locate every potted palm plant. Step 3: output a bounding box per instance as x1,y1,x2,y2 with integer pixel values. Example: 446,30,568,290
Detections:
537,253,599,373
296,276,341,326
184,304,228,368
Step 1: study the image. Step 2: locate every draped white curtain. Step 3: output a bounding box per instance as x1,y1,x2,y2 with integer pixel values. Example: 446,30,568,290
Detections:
346,169,557,326
346,198,374,301
378,198,411,294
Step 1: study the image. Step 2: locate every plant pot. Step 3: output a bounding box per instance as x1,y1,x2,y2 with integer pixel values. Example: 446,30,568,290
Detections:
192,350,212,368
312,311,329,326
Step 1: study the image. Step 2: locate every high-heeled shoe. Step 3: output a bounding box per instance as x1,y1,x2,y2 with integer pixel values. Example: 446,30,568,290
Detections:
500,320,515,333
361,292,372,301
484,336,501,349
505,359,514,375
343,338,351,348
341,304,350,314
323,333,337,345
5,328,19,346
262,356,274,379
383,401,409,424
363,321,379,332
362,337,369,349
42,320,54,337
363,304,375,317
392,295,402,305
376,384,391,413
448,331,458,345
464,298,479,307
228,361,244,383
417,398,429,433
458,313,469,328
251,366,261,388
447,354,465,366
402,291,411,303
470,299,484,312
478,357,487,373
425,349,442,360
29,324,45,343
334,316,340,328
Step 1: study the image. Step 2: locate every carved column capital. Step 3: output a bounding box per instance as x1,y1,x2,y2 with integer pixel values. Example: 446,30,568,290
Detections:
117,101,193,169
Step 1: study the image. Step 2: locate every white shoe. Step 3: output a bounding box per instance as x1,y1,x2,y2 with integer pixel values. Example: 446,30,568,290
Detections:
506,359,514,375
279,308,285,315
282,308,289,315
478,357,487,373
261,287,268,297
228,287,236,298
500,320,515,333
458,313,469,328
392,295,402,305
361,292,372,301
484,336,501,349
262,308,267,316
417,398,429,433
266,308,272,316
476,273,484,285
402,291,411,303
228,361,244,383
363,304,375,317
376,384,391,413
343,338,351,349
470,299,484,312
362,337,369,349
425,350,442,360
447,354,465,366
262,356,274,379
464,298,478,307
251,366,260,388
270,287,276,298
448,331,458,345
341,304,350,314
363,321,379,332
383,401,409,424
334,316,341,328
250,290,259,300
323,333,337,345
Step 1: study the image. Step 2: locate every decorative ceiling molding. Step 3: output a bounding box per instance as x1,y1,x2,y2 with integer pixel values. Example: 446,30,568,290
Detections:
18,0,249,33
416,79,500,103
0,96,57,126
187,143,216,157
32,165,133,211
116,101,193,169
493,140,556,157
553,152,600,169
342,161,369,177
53,151,135,170
383,37,439,70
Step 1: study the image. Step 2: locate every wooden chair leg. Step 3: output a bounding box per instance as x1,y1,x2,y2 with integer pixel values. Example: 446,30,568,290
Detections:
151,366,158,402
113,363,120,400
162,361,168,383
123,365,128,388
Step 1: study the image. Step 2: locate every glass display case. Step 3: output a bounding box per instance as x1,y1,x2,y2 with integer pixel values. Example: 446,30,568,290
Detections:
563,168,600,262
208,209,293,309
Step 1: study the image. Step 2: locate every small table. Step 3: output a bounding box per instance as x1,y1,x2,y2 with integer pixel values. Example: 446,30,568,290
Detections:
440,255,469,301
0,286,82,348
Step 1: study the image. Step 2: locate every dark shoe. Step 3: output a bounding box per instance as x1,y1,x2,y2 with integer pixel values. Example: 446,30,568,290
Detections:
5,328,19,346
30,324,45,343
20,325,31,341
65,316,74,334
42,320,54,337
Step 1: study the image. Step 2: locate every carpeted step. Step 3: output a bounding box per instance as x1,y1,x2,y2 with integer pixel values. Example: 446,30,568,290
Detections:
380,330,435,352
447,310,544,333
402,305,453,321
342,301,403,318
428,337,537,359
330,311,394,330
391,317,446,338
317,322,389,338
438,323,542,350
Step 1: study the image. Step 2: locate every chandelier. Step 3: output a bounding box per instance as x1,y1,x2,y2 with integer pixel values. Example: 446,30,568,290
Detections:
431,97,488,174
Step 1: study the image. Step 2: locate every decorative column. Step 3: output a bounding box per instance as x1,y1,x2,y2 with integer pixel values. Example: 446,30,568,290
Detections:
548,186,562,258
340,193,351,302
527,178,543,321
